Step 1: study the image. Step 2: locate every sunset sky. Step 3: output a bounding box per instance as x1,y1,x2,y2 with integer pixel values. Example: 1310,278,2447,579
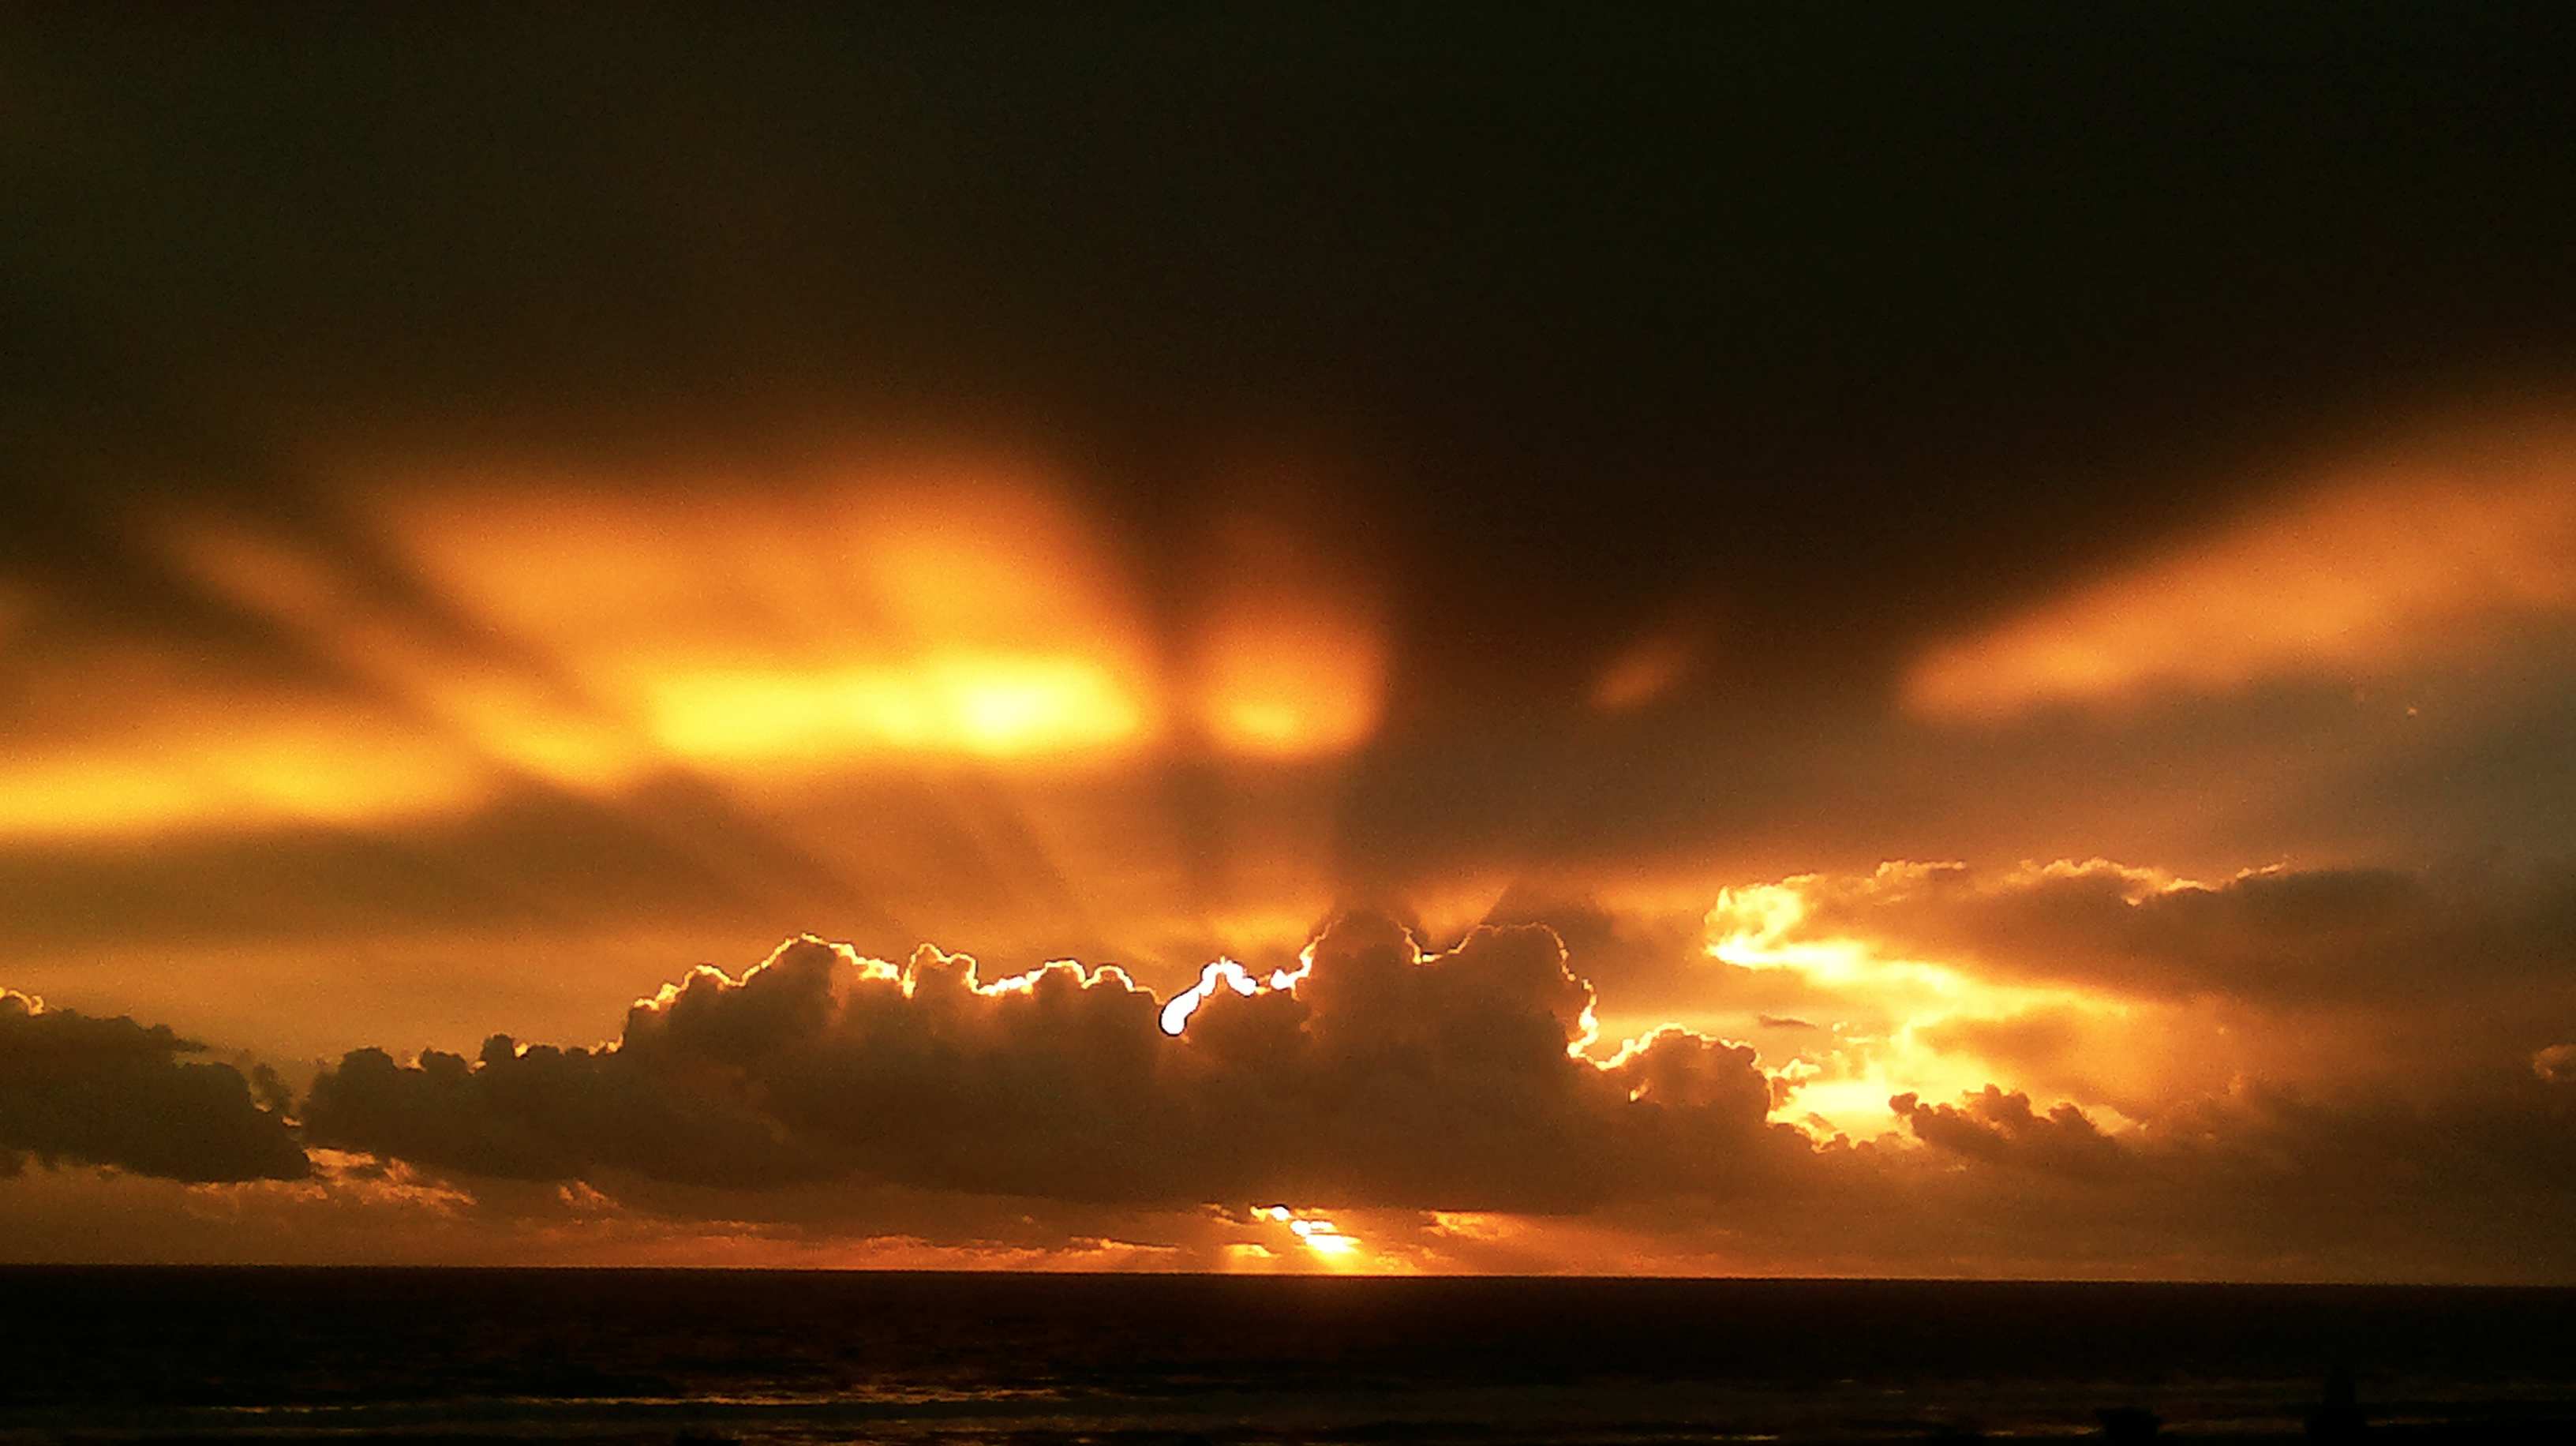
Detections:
6,6,2576,1279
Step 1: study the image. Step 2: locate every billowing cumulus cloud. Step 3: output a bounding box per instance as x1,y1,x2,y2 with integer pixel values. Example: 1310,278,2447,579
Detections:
8,852,2570,1276
304,916,1794,1212
1893,1086,2125,1180
270,887,2576,1279
11,890,2576,1278
290,856,2574,1228
1481,889,1715,1016
0,989,308,1182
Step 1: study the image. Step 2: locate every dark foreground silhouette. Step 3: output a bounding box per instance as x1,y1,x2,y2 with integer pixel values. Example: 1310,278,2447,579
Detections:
2,1270,2571,1444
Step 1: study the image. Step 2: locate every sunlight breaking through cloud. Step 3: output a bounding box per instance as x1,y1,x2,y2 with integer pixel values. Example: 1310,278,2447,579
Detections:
1258,1204,1361,1259
376,463,1172,774
644,654,1148,763
1157,953,1314,1036
1702,868,2151,1139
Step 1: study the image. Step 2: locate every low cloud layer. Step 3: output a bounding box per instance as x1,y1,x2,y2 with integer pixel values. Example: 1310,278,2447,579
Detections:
9,858,2576,1277
0,990,307,1182
304,916,1792,1212
1893,1086,2125,1180
1786,859,2576,1011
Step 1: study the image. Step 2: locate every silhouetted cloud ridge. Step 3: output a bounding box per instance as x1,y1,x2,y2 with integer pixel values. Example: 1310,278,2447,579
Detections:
0,990,308,1182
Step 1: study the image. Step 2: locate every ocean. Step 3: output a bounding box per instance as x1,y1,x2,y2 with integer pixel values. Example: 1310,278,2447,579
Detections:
3,1270,2571,1444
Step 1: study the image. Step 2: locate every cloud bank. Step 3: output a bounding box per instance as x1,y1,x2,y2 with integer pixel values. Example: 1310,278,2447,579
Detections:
9,857,2575,1277
1784,858,2576,1010
0,990,307,1182
304,915,1791,1212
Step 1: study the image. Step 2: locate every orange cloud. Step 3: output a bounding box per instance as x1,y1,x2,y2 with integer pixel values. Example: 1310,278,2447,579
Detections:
352,453,1396,777
1191,605,1385,759
1181,504,1388,760
1687,857,2576,1133
0,721,485,841
374,458,1166,774
1907,418,2576,718
16,444,1392,1006
0,631,492,841
158,519,656,795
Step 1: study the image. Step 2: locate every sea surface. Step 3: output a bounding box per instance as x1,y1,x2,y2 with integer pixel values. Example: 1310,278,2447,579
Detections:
3,1269,2573,1444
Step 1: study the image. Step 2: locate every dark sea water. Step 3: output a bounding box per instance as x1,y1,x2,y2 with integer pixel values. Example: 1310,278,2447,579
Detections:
3,1270,2573,1444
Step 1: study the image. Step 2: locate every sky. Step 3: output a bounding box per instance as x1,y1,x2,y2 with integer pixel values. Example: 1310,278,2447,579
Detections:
6,6,2576,1279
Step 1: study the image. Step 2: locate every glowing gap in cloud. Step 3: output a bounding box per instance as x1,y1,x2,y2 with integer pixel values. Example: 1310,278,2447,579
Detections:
1705,871,2135,1139
1159,952,1314,1035
1257,1204,1362,1262
1274,1207,1357,1254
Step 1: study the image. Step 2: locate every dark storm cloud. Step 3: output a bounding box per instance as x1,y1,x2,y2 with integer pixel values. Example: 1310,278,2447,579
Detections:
305,916,1793,1209
6,6,2576,711
1,6,2573,919
0,990,308,1182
